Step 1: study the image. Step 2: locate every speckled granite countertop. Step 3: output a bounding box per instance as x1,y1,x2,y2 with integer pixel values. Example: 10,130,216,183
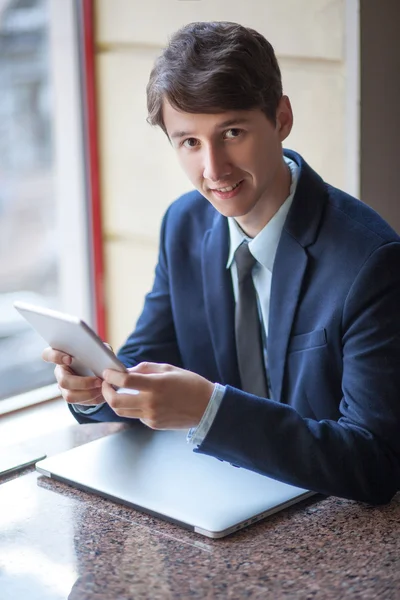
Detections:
1,422,399,599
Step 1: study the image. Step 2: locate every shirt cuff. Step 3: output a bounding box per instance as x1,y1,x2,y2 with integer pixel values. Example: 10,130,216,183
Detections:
187,383,226,447
71,403,106,415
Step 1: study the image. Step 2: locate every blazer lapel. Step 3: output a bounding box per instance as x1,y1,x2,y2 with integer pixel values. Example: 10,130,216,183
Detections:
268,232,308,402
201,214,241,387
268,150,327,403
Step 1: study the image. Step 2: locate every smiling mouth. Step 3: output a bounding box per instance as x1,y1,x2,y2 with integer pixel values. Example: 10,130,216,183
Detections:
210,181,243,193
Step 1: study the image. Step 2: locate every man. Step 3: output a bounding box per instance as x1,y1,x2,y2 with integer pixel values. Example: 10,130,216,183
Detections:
44,22,400,505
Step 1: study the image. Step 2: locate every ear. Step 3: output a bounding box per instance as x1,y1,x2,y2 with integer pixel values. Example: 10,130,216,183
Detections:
276,95,294,142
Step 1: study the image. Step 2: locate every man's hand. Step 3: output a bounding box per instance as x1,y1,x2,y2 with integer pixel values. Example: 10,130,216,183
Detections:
102,362,214,429
42,347,104,405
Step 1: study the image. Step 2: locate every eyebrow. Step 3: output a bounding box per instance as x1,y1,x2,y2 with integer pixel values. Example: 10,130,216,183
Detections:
170,118,250,140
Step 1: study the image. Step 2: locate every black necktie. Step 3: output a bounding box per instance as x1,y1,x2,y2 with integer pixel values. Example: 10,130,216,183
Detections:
234,241,268,397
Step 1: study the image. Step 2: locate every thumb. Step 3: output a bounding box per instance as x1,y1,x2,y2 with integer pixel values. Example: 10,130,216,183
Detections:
129,362,173,374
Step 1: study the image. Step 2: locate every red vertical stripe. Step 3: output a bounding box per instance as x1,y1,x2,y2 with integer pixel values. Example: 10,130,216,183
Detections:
82,0,106,338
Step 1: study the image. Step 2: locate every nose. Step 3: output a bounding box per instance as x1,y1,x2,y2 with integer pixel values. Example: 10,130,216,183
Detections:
202,145,232,184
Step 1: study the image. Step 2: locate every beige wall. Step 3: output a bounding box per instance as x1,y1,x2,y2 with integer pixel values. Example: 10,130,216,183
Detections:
95,0,348,347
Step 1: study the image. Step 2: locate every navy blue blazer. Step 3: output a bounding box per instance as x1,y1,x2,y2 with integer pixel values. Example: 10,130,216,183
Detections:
73,150,400,505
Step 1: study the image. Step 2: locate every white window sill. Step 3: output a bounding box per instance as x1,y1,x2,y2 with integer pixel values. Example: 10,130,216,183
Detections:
0,396,76,449
0,384,61,417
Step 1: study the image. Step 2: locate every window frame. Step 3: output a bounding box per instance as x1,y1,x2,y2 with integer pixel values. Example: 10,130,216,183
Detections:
49,0,95,325
1,0,105,414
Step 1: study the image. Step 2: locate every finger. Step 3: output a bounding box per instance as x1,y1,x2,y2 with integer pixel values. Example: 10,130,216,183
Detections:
129,362,174,374
102,369,152,391
55,365,103,391
42,346,72,366
102,381,143,407
102,381,144,416
60,387,105,405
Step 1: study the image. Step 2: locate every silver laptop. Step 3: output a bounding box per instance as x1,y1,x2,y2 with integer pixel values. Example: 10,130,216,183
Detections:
36,428,315,538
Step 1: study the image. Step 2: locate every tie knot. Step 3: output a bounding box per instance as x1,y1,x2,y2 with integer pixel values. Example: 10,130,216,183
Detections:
234,241,256,282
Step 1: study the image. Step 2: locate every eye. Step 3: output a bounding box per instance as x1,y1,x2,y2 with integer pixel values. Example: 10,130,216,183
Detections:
224,128,242,140
182,138,199,149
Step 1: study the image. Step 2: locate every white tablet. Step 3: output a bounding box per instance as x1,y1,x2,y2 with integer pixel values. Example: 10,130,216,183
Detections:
13,301,127,379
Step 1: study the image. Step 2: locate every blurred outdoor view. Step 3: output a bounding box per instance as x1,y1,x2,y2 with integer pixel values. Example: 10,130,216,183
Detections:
0,0,57,400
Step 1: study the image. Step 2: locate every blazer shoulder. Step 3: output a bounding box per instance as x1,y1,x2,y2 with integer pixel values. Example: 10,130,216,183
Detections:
325,184,400,244
283,150,399,249
164,189,219,232
169,189,211,212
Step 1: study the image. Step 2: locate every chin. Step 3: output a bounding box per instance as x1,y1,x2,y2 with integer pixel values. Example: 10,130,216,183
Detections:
201,189,256,219
219,202,256,218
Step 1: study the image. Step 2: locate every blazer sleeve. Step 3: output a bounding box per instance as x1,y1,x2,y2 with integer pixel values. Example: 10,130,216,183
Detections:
71,207,182,425
195,241,400,505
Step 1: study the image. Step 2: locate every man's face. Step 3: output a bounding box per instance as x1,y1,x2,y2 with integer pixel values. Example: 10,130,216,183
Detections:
162,97,293,235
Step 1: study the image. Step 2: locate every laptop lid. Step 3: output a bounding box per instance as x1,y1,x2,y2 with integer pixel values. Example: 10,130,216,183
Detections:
36,428,314,538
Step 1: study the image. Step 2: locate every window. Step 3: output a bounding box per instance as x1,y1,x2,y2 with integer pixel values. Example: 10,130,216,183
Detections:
0,0,94,405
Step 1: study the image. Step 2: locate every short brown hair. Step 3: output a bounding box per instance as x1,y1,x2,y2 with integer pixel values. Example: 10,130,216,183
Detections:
146,21,283,134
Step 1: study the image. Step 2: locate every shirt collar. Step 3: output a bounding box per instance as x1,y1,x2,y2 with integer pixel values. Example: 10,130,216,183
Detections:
226,157,300,272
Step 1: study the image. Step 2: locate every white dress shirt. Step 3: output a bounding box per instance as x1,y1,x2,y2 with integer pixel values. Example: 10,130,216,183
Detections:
188,157,300,446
